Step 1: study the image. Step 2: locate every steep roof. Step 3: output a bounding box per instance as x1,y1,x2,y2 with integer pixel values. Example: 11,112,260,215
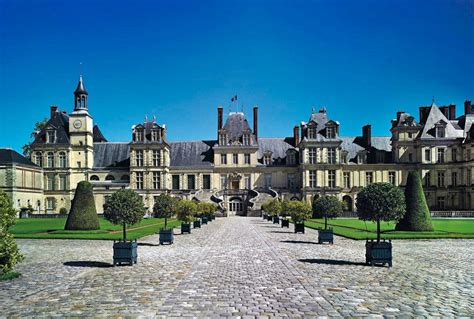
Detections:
420,104,463,139
257,138,296,163
0,148,39,168
169,140,215,167
32,111,70,145
93,143,130,168
93,125,108,142
222,112,256,144
74,76,88,95
340,136,392,163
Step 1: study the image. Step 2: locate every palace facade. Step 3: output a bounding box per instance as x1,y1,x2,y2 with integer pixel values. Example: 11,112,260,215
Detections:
1,76,473,216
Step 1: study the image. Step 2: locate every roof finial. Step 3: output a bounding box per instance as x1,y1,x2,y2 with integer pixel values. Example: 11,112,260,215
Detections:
312,106,315,113
152,115,156,123
79,62,83,79
144,115,148,123
432,96,435,104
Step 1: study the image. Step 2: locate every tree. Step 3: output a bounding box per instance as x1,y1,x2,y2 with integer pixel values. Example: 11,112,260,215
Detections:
264,199,281,217
312,195,343,229
288,200,312,223
65,181,100,231
356,183,406,242
22,118,48,157
280,199,290,219
396,171,433,231
153,194,176,229
200,202,217,217
0,190,24,274
174,199,197,223
103,189,146,241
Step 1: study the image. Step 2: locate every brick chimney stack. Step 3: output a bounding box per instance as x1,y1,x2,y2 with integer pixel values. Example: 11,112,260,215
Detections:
465,100,473,115
217,106,223,130
50,105,58,119
293,125,300,146
362,124,372,148
253,106,258,141
448,104,456,120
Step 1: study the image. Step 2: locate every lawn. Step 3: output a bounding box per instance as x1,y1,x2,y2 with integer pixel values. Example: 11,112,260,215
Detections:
10,217,180,240
304,218,474,240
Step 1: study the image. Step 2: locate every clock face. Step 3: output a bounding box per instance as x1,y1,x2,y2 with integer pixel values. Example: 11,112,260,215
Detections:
73,120,82,129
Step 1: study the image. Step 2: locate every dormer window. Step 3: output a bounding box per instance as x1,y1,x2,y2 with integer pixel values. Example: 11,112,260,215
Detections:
287,152,295,166
136,129,144,142
151,129,160,142
307,126,317,139
341,151,348,164
219,133,227,145
243,134,250,145
35,152,43,167
46,130,55,143
327,126,336,139
264,152,272,165
436,125,445,138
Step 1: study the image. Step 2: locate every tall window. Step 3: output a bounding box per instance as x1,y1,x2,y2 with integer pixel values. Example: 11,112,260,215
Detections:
264,154,272,165
424,149,431,162
203,175,211,189
244,175,251,189
451,172,457,186
153,172,160,189
287,152,295,165
388,171,396,185
425,172,431,187
151,129,160,141
220,175,227,189
47,152,54,168
308,148,317,164
437,171,445,187
244,153,250,164
365,172,373,185
307,127,316,139
46,175,54,190
35,152,43,167
233,154,238,165
328,148,336,164
58,152,67,168
172,175,180,190
187,175,195,190
451,148,457,162
309,170,317,188
343,172,351,189
153,150,161,166
437,196,445,209
408,153,413,162
46,198,54,211
327,126,336,139
136,172,144,189
136,150,144,167
220,154,227,165
328,170,336,188
46,130,55,143
219,133,227,145
437,148,445,163
135,129,144,142
436,126,445,138
243,134,250,145
59,175,67,190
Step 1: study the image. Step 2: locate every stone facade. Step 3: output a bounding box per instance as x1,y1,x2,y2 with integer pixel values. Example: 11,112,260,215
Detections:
2,76,473,214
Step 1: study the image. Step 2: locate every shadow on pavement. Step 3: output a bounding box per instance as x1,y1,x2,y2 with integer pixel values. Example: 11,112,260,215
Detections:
63,261,114,268
281,240,318,245
138,243,160,247
298,259,369,267
268,231,294,234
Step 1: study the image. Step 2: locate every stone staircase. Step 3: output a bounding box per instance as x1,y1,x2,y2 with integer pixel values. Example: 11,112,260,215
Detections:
248,188,278,217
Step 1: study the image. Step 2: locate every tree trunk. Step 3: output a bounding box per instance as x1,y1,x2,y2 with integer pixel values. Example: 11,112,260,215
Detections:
123,223,127,241
324,216,328,230
165,217,168,229
377,219,380,243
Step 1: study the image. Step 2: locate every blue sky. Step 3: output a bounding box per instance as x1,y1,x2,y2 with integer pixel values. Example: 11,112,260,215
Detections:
1,0,473,152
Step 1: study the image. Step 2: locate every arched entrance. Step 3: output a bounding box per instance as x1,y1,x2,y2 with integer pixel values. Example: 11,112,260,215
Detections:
228,197,243,216
342,195,353,211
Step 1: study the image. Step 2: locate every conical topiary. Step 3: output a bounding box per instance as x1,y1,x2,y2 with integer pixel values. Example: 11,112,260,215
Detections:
65,181,100,230
396,171,433,231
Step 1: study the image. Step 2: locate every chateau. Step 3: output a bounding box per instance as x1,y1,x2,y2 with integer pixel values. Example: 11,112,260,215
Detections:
1,76,473,216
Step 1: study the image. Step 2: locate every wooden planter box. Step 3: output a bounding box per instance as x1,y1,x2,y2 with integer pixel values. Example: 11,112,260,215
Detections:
294,223,305,234
193,219,201,228
181,223,191,234
207,215,213,222
366,240,392,267
272,216,280,224
281,219,290,228
159,228,174,245
113,240,137,266
318,229,334,244
202,216,208,224
266,215,272,221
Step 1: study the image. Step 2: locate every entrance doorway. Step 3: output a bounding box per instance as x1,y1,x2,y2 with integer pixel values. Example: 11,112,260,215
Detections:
228,197,243,216
231,180,239,190
342,195,353,211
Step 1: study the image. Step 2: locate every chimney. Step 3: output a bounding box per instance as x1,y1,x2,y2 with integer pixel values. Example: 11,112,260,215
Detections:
362,124,371,147
465,100,473,115
293,125,300,146
419,106,430,124
448,104,456,120
439,106,449,119
217,106,223,130
50,105,58,118
253,106,258,141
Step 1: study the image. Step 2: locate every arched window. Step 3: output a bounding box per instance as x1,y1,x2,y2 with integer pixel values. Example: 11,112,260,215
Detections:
58,152,67,168
121,175,130,182
105,175,115,181
35,152,43,167
47,152,54,168
90,175,100,181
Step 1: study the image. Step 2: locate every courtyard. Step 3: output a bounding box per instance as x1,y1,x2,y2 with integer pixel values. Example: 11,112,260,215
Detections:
1,217,473,317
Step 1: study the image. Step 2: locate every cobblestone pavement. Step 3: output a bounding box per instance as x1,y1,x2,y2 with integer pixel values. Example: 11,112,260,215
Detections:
1,217,473,318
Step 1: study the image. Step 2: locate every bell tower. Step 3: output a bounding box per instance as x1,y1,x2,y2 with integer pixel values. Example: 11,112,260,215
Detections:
74,75,88,111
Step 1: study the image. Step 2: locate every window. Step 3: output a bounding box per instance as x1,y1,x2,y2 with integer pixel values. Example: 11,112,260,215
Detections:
437,148,445,163
389,171,396,185
46,175,54,190
220,154,227,165
220,175,227,189
203,175,211,189
136,172,144,189
187,175,195,190
244,175,251,189
343,172,351,189
437,196,445,210
437,171,445,187
264,174,272,189
436,126,445,138
287,152,295,165
90,175,99,181
153,150,161,166
264,154,272,165
328,170,336,188
47,152,54,168
424,149,431,162
153,172,160,189
58,152,67,168
59,175,67,190
136,150,144,167
307,126,316,139
341,152,348,164
105,175,115,181
135,129,144,142
287,174,295,190
46,198,54,210
151,129,160,141
77,161,81,168
408,132,413,139
452,172,457,186
365,172,373,185
46,130,55,143
326,126,336,139
244,153,250,164
425,172,431,187
172,175,180,190
328,148,336,164
309,170,317,188
452,149,457,162
219,133,227,145
468,149,472,161
243,134,250,145
233,154,238,165
35,152,43,167
408,153,413,162
308,148,317,164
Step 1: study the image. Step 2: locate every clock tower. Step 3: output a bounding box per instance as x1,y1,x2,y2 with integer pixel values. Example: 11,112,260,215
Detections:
69,75,94,185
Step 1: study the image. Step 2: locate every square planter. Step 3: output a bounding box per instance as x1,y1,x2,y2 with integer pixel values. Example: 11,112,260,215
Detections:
272,216,280,224
181,223,191,234
159,228,174,245
366,240,392,267
318,228,334,244
266,215,272,221
113,240,137,266
193,219,201,228
202,216,208,224
207,215,213,222
211,215,216,220
281,219,290,228
294,222,305,234
262,213,267,220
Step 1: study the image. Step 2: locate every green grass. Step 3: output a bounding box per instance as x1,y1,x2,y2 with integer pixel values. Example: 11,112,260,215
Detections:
10,217,180,240
0,271,21,281
304,218,474,240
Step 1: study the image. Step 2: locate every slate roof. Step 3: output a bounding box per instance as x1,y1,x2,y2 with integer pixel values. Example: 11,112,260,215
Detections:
222,112,257,144
419,104,463,139
93,125,108,142
257,138,296,163
340,136,392,163
32,111,70,145
93,143,130,168
169,140,215,167
0,148,39,168
74,76,88,95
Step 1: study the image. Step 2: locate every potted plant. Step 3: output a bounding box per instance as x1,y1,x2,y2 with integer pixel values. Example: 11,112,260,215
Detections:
153,194,176,245
261,202,268,220
175,199,196,234
280,199,290,228
203,202,217,222
265,199,281,224
194,202,205,228
288,200,311,234
103,189,146,266
356,183,406,267
312,195,343,244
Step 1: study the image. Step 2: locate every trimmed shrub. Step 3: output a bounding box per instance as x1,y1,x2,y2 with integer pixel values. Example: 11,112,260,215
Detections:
153,194,176,229
0,190,24,274
288,200,312,223
65,181,100,230
175,199,197,223
264,199,281,217
312,195,343,229
59,207,68,215
396,171,433,231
